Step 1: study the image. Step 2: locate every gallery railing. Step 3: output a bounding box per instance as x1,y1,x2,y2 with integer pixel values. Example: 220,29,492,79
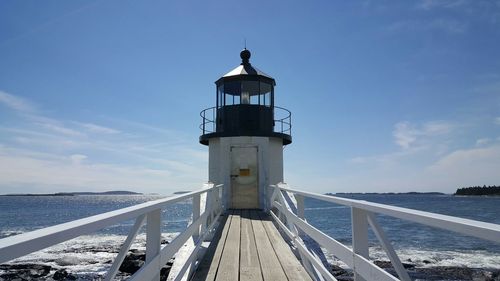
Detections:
199,106,292,136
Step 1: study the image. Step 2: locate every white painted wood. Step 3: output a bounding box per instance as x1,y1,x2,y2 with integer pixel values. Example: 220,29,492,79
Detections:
259,211,312,281
276,185,500,243
270,210,335,281
191,214,232,281
130,212,208,281
209,136,284,210
273,201,399,281
0,186,214,264
367,213,411,281
193,194,201,241
351,208,369,281
172,210,223,281
105,214,146,281
296,194,305,220
147,209,162,281
295,240,338,281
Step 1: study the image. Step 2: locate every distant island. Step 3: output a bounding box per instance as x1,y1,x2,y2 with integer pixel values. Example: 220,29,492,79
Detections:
327,192,445,196
1,191,143,196
454,185,500,196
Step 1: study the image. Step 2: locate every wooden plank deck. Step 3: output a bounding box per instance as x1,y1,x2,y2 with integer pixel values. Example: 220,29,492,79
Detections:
191,210,312,281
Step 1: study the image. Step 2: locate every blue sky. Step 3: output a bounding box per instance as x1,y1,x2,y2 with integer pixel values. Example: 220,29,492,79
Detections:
0,0,499,194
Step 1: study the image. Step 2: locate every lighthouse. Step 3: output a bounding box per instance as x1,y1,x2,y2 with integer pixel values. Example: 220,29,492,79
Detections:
200,49,292,211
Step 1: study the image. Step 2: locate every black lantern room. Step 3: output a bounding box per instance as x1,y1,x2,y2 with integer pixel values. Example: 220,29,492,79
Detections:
199,49,292,145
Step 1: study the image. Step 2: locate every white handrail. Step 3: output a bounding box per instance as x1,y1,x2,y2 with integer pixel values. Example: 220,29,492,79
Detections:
269,184,500,281
0,183,224,281
277,185,500,242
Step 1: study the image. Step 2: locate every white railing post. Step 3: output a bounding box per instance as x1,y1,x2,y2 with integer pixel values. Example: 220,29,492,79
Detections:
352,207,369,281
192,194,201,241
105,214,146,281
146,209,162,281
296,194,305,220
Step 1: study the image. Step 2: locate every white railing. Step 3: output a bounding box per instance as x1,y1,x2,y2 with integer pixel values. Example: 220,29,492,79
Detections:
0,183,224,281
269,183,500,281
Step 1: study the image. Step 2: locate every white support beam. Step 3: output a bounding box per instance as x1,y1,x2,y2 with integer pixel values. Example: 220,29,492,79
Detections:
296,194,305,220
352,207,369,281
105,214,146,281
277,186,500,243
367,213,411,281
0,186,213,264
192,194,201,241
146,209,162,281
273,201,399,281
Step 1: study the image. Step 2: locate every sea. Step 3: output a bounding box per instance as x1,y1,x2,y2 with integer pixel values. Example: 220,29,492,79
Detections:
0,193,499,278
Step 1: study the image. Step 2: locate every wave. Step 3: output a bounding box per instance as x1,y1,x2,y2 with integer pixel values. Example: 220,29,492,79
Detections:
2,232,180,277
324,246,500,269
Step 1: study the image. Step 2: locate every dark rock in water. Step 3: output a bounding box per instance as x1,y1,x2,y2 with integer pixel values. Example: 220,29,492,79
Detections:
0,264,51,280
52,269,68,280
119,257,145,274
374,260,415,269
330,264,353,281
52,268,78,280
330,260,500,281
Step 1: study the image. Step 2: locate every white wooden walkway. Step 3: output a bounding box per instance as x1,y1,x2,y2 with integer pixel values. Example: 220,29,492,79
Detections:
191,210,312,281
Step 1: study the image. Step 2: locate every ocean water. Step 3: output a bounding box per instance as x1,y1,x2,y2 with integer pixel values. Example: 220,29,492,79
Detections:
0,194,499,278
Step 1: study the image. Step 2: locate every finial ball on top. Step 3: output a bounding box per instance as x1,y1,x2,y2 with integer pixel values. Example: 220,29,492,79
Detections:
240,48,251,63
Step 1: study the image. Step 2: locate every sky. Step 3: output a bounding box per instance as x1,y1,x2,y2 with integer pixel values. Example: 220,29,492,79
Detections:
0,0,499,194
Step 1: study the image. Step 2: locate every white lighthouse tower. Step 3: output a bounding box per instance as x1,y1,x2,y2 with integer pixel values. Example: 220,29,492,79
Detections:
200,49,292,211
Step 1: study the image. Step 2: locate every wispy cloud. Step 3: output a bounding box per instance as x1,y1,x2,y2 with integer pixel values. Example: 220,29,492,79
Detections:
475,138,491,146
417,0,468,10
78,122,120,134
393,120,453,149
0,90,37,113
427,144,500,187
0,92,207,194
387,18,468,34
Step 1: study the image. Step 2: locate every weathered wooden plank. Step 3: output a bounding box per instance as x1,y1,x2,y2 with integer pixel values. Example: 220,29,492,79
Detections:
250,210,288,281
258,212,313,281
216,210,241,281
240,210,263,281
191,213,231,281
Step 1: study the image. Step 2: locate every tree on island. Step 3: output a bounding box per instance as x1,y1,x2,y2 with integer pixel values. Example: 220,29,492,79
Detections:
455,185,500,196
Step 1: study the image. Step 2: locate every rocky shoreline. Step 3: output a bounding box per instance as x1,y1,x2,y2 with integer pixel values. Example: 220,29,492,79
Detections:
331,260,500,281
0,248,174,281
1,256,499,281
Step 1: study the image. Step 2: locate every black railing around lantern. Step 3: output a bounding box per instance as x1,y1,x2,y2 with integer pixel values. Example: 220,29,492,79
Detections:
199,106,292,136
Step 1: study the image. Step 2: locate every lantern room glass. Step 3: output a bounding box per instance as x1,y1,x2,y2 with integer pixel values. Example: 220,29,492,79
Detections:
216,80,274,108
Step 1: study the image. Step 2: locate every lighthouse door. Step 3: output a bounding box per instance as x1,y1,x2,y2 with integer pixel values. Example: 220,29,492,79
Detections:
230,146,259,209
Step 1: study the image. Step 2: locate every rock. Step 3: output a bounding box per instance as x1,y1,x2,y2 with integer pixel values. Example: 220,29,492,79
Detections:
374,260,415,269
330,264,353,281
0,264,51,280
119,258,144,274
422,259,432,264
52,269,68,280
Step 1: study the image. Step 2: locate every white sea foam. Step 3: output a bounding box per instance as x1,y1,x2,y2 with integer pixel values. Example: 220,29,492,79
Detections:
5,232,180,277
323,246,500,269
